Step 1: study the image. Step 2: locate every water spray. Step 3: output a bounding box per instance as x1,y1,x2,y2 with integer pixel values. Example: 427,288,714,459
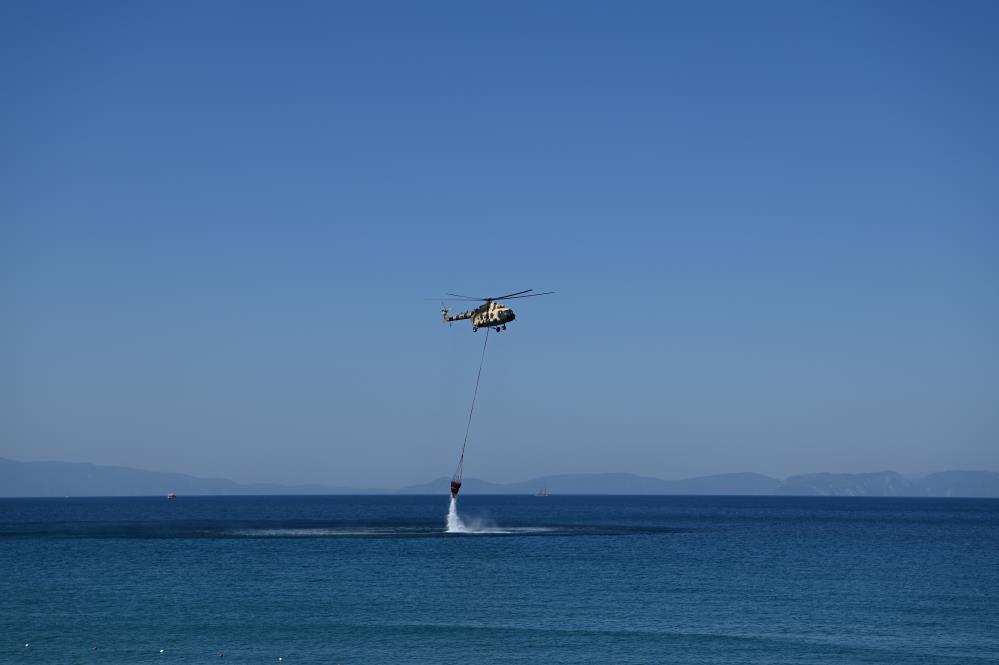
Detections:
446,496,466,533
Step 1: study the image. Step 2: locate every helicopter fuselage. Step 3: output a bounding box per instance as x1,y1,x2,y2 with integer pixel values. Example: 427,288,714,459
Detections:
443,301,516,332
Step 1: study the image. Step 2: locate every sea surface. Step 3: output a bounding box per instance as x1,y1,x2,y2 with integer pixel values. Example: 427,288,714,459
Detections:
1,495,997,664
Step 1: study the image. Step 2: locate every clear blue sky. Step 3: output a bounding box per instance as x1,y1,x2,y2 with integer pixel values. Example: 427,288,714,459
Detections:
2,1,996,487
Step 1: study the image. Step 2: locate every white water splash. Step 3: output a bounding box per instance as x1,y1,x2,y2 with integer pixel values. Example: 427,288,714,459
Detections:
446,497,549,534
446,496,466,532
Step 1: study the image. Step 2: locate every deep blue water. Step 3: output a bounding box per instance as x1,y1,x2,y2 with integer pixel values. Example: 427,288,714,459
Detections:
1,495,997,664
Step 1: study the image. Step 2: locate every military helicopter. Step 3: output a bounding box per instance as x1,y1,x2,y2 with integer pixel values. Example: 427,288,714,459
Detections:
437,289,554,332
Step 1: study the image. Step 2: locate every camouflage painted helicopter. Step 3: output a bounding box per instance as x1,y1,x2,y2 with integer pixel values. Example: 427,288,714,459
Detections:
437,289,554,332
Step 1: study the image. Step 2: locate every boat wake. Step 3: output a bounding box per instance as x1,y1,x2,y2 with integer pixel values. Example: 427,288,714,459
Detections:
226,527,420,537
227,523,553,538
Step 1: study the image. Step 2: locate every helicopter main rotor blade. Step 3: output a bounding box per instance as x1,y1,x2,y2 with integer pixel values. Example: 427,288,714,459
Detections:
446,292,489,301
492,289,533,300
434,289,554,302
500,291,555,300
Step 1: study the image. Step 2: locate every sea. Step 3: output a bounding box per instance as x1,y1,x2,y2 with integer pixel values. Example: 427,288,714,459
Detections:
1,495,997,664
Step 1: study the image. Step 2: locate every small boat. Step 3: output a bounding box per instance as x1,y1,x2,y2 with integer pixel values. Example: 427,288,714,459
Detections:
534,488,550,497
167,492,177,500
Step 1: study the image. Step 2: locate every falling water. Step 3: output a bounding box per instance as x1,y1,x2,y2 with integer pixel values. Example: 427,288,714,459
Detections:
446,497,466,533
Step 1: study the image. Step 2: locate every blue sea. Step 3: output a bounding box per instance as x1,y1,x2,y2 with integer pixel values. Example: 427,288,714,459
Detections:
1,495,997,664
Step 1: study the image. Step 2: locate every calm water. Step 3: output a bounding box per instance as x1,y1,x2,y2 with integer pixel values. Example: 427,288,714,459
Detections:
1,495,997,664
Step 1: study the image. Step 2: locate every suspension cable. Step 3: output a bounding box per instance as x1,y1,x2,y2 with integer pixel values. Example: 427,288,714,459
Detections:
453,327,490,482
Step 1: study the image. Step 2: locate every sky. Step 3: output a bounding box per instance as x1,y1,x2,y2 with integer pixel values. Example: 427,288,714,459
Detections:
2,1,997,488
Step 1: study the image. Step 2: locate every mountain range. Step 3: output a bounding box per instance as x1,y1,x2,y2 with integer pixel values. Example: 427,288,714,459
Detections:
1,458,997,498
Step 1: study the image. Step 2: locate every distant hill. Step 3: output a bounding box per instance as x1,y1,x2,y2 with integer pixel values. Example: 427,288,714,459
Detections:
773,470,999,497
1,458,997,498
399,472,781,495
0,458,370,497
916,471,999,498
774,471,913,497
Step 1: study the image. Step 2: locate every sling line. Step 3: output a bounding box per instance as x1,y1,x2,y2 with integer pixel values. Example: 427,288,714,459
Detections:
453,327,490,484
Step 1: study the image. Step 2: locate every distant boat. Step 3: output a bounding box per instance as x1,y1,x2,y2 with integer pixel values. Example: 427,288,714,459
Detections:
167,492,177,500
534,488,550,496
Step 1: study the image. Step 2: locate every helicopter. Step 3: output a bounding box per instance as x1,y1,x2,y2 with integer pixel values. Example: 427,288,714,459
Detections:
437,289,554,332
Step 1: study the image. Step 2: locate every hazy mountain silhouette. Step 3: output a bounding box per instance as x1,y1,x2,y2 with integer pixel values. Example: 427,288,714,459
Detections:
398,472,780,495
1,458,997,497
775,470,999,497
0,458,372,497
774,471,913,496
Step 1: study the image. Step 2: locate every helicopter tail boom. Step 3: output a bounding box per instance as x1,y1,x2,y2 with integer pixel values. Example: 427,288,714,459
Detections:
443,308,474,323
